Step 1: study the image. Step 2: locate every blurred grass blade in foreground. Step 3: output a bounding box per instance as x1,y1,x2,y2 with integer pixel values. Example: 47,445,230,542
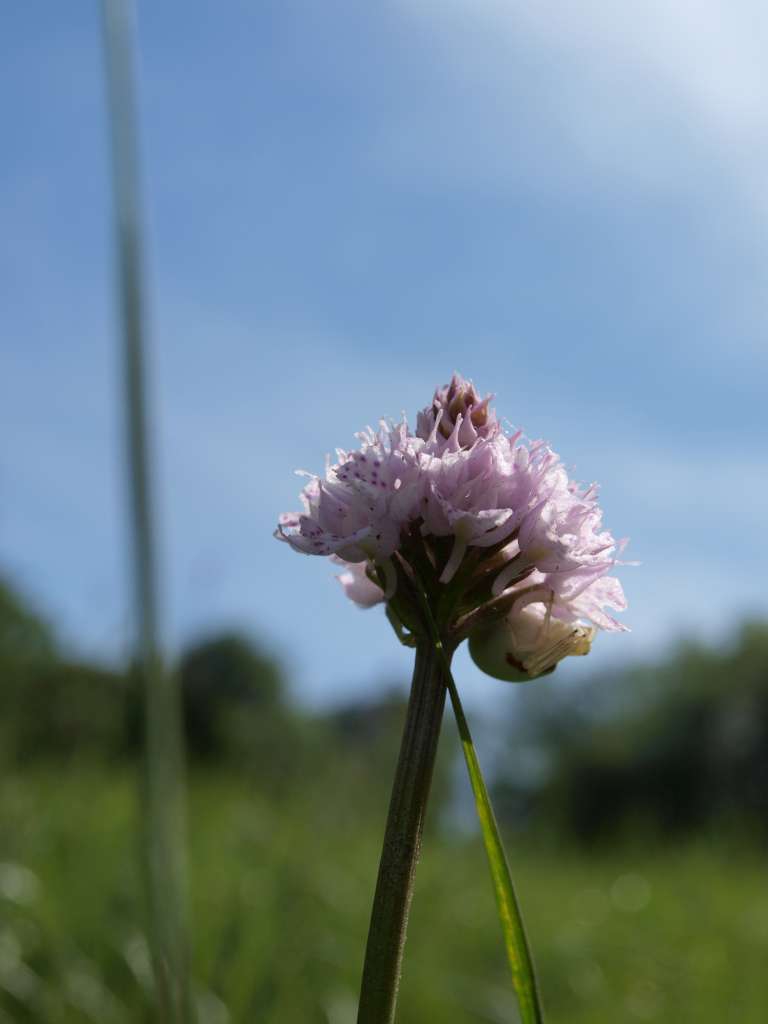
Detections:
101,1,193,1019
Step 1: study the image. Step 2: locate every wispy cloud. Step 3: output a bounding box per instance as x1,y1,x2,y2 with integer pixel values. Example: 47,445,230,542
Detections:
392,1,768,205
3,2,766,706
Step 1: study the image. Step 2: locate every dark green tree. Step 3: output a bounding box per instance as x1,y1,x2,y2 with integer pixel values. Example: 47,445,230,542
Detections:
493,622,768,841
178,632,284,758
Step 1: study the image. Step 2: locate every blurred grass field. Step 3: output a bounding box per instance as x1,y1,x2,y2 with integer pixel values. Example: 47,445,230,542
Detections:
3,765,768,1024
4,583,768,1022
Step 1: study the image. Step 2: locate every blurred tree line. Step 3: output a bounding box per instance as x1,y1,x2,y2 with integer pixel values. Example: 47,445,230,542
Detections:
492,622,768,842
3,573,768,841
0,575,453,822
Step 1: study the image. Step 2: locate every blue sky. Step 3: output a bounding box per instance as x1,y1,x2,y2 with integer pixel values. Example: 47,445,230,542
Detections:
2,2,766,708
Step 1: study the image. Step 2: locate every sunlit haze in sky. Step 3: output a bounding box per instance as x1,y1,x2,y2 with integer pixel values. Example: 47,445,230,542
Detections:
3,2,766,707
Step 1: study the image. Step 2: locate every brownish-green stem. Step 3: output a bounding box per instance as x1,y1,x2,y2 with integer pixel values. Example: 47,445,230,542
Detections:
357,639,449,1024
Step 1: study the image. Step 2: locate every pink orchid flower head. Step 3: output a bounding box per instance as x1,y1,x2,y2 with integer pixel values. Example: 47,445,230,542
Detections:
276,373,631,679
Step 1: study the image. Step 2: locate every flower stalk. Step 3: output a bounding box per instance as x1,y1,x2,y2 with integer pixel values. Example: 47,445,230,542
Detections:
357,637,451,1024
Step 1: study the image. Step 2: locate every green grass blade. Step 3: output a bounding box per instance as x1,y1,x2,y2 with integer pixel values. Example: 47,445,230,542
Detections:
101,3,193,1019
411,583,545,1023
445,675,544,1024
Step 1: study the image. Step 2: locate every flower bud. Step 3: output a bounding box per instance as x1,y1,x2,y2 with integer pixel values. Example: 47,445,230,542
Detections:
417,373,498,450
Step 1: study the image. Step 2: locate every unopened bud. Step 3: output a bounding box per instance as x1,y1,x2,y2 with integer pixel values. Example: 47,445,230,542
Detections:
417,373,498,449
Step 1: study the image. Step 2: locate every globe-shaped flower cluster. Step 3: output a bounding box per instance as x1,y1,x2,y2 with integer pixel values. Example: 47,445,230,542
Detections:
276,374,629,680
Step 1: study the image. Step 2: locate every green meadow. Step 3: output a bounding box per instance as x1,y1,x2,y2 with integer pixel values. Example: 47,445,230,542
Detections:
4,579,768,1022
2,766,767,1024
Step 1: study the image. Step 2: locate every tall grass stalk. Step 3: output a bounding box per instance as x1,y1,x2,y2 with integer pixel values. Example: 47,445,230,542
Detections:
101,3,193,1019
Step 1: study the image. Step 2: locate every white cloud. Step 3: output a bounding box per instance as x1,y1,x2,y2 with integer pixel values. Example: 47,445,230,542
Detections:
390,1,768,209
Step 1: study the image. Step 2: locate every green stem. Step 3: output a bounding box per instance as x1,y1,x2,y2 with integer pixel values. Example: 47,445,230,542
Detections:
357,639,449,1024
